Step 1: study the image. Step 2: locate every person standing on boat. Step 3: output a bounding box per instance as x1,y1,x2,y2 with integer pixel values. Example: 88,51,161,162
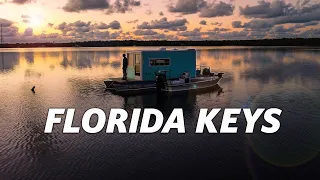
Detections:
122,54,128,80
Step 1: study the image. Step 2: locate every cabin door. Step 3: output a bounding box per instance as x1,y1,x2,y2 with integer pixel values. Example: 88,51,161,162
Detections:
134,53,141,77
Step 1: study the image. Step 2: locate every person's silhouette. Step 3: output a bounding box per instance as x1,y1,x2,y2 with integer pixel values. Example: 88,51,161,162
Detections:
122,54,128,80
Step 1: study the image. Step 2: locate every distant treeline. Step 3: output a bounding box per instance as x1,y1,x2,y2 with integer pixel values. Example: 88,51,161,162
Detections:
1,38,320,48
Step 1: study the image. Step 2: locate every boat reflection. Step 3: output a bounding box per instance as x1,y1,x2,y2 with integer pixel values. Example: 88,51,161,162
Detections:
122,84,223,110
120,84,223,130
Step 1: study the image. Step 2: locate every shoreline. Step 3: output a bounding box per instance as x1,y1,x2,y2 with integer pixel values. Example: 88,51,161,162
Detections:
1,38,320,48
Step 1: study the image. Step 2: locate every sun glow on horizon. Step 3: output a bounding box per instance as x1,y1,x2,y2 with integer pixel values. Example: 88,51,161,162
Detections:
25,14,44,28
29,16,42,27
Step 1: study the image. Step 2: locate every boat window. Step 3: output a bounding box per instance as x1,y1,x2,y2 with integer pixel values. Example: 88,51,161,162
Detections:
150,58,170,66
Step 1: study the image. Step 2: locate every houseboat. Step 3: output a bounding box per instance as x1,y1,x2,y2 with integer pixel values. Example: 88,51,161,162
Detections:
104,48,223,96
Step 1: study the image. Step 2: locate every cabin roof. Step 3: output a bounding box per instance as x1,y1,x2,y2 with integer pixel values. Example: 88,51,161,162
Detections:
127,48,196,53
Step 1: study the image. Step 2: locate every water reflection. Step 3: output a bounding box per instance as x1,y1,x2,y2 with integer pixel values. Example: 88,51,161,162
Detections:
0,52,19,72
119,85,223,133
58,51,123,70
243,61,320,83
0,47,319,180
24,69,42,78
24,52,34,64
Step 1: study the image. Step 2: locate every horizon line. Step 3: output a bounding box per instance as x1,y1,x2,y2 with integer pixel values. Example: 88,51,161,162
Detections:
1,38,320,45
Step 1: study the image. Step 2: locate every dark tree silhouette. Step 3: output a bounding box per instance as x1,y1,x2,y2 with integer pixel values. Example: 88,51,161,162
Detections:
0,38,319,48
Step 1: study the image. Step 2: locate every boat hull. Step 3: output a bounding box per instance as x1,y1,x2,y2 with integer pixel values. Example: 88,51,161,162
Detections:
105,77,222,97
163,78,221,94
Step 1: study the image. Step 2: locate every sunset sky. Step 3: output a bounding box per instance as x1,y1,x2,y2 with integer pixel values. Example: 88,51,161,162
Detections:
1,0,320,43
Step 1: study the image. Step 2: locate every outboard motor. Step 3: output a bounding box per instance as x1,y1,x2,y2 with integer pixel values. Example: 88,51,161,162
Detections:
203,68,211,76
156,71,167,93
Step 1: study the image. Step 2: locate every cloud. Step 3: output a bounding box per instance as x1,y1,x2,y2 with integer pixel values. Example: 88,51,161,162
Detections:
138,33,166,40
2,23,117,43
93,30,110,39
232,20,320,39
63,0,141,14
299,28,320,38
212,22,223,26
63,0,110,12
301,0,311,7
229,15,320,39
248,30,268,39
201,28,232,38
3,26,19,38
234,1,320,31
273,4,320,24
12,0,33,4
266,22,319,38
105,0,141,14
57,22,72,34
167,0,206,15
167,0,234,17
109,31,124,39
239,0,320,25
21,14,30,23
70,21,91,28
232,21,242,28
239,0,294,19
199,20,206,25
199,1,235,17
133,29,158,36
24,27,33,36
18,33,63,43
271,25,296,33
56,20,121,36
303,21,319,26
0,18,14,27
21,14,29,18
127,19,139,24
210,27,230,32
2,0,320,43
94,21,121,30
0,18,19,38
232,20,274,30
177,28,202,39
3,26,19,37
107,21,122,29
145,9,152,15
174,28,251,41
49,20,124,41
137,17,188,31
211,31,249,40
124,29,168,40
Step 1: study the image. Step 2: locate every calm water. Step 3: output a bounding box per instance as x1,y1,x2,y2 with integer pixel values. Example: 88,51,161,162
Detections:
0,47,319,180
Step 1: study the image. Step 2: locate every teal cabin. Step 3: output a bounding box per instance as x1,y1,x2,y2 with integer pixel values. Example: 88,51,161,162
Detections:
126,48,196,81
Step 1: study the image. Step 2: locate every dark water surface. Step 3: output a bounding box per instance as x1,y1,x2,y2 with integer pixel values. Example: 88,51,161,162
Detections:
0,47,319,180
